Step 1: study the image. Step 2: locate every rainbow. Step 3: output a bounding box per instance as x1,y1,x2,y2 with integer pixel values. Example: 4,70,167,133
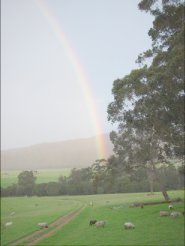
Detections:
35,0,108,159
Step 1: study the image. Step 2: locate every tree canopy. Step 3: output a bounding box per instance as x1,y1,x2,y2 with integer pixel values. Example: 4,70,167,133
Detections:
17,170,36,196
107,0,184,191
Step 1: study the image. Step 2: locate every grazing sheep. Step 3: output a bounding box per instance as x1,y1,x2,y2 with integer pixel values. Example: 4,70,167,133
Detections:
170,212,181,218
168,204,173,210
38,222,48,229
124,222,135,230
95,220,106,228
160,211,170,217
5,222,13,227
89,220,97,226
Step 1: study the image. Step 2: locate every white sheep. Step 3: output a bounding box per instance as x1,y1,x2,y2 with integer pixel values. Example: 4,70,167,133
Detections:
5,222,13,227
124,222,135,230
160,211,170,217
37,222,48,229
170,212,181,218
95,220,106,228
168,204,173,210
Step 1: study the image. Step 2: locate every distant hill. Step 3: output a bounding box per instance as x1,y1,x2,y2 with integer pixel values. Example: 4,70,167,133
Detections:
1,134,113,170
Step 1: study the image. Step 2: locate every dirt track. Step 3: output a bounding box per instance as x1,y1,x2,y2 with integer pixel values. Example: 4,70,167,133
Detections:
9,206,85,246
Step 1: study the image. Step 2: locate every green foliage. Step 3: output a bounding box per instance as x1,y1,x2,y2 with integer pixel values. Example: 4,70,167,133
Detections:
1,161,184,197
107,0,184,192
17,171,36,196
34,183,48,196
34,182,61,196
45,182,61,196
1,168,71,188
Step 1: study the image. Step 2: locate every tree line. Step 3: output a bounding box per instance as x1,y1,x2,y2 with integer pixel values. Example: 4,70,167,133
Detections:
1,162,184,197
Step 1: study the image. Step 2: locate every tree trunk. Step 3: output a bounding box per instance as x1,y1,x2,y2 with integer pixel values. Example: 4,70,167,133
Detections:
162,190,171,201
147,170,154,194
149,178,154,194
146,164,154,194
147,159,171,201
152,165,171,201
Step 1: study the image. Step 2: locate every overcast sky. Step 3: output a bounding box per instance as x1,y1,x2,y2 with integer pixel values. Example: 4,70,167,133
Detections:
1,0,154,150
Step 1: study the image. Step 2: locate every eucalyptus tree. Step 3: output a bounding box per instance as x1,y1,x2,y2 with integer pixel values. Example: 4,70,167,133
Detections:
91,159,108,193
107,0,184,195
17,170,36,196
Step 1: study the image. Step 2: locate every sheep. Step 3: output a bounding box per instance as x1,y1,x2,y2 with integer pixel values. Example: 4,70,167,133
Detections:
168,204,174,210
170,211,182,218
124,222,135,230
160,211,170,217
37,222,48,229
89,220,97,226
95,220,106,228
5,222,13,227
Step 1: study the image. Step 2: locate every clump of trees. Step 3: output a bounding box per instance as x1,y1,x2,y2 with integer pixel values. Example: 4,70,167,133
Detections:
1,162,184,197
1,170,36,197
16,170,36,196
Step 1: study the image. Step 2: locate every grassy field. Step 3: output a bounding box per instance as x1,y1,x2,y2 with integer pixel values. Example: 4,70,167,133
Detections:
1,196,82,245
1,190,184,246
40,201,184,246
1,168,71,188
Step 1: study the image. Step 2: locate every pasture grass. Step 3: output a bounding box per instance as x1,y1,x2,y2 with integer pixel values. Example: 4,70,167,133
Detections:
38,191,185,246
1,196,82,245
1,190,184,246
1,168,71,188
